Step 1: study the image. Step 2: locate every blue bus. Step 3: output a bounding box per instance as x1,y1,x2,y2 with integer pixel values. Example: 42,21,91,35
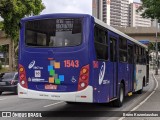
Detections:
18,14,149,107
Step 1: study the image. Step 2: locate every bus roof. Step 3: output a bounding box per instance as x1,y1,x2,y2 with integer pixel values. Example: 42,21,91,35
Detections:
94,18,148,49
21,13,91,21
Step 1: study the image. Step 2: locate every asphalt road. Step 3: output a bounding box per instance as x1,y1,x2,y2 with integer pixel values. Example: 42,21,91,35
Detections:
0,71,156,120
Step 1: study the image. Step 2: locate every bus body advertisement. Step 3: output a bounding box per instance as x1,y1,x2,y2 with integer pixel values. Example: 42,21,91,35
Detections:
18,14,149,107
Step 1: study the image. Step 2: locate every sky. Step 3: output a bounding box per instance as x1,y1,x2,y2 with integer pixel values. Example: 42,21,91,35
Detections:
41,0,141,15
41,0,92,15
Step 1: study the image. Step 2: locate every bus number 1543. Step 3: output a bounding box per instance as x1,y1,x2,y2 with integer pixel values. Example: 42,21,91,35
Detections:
64,60,79,68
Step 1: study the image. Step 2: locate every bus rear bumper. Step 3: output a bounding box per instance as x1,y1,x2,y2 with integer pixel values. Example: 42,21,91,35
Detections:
18,84,93,103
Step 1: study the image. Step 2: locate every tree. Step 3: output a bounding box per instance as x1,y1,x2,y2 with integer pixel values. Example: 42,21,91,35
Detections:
0,0,45,70
0,0,45,41
0,21,3,29
138,0,160,20
137,0,160,50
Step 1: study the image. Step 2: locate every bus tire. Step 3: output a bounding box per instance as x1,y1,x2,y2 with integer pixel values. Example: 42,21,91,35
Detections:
66,102,78,104
113,83,124,107
137,86,143,94
137,89,143,94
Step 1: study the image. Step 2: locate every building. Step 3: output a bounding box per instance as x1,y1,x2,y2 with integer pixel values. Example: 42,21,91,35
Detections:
92,0,110,25
92,0,131,27
110,0,131,27
130,2,151,27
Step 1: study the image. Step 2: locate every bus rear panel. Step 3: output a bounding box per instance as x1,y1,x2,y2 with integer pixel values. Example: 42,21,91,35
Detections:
18,14,94,102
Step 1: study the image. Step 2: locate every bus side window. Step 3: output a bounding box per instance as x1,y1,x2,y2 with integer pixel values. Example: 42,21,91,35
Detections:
143,49,146,65
139,46,141,64
110,37,117,62
135,45,139,64
94,26,99,42
128,45,133,64
119,37,127,62
94,26,108,60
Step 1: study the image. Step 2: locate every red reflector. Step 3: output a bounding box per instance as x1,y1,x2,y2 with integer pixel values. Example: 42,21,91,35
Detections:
81,96,87,98
20,74,25,79
81,75,88,80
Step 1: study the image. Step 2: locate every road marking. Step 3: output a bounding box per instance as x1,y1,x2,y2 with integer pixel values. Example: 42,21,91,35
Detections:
43,101,64,108
152,73,159,91
118,73,158,120
0,98,7,101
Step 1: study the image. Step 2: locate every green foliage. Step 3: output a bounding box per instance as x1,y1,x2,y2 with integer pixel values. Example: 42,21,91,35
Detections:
138,1,160,51
0,62,2,70
148,42,155,51
138,0,160,20
0,21,3,29
0,45,8,52
0,0,45,41
147,42,160,51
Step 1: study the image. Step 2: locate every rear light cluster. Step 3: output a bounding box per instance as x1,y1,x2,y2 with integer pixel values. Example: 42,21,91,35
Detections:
78,65,89,91
19,64,28,88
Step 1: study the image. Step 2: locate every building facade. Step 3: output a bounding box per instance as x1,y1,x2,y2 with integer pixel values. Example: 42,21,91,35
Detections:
92,0,111,25
92,0,131,27
130,2,151,27
92,0,153,27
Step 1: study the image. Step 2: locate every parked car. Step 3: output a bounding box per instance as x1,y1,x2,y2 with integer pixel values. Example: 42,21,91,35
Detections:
0,72,18,95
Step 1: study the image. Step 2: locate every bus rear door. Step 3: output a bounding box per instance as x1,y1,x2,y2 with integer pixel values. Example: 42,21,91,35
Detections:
108,32,118,99
128,44,134,92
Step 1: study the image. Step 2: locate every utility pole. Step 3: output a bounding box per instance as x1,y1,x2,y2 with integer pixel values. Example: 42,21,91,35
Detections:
155,19,159,75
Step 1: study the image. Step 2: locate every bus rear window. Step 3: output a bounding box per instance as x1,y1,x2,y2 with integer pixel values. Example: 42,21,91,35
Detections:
25,18,82,47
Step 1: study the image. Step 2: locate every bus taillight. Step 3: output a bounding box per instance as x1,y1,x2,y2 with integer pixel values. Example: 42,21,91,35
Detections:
78,65,89,91
19,64,28,88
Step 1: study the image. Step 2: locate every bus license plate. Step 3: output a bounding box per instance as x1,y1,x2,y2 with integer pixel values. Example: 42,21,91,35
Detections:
45,84,57,90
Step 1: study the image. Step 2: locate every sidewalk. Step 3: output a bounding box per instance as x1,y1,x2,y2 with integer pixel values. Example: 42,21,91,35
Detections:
122,70,160,120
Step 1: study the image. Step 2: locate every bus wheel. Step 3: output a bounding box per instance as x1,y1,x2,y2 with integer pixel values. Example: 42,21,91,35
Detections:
66,102,78,104
113,83,124,107
137,89,143,94
137,86,143,94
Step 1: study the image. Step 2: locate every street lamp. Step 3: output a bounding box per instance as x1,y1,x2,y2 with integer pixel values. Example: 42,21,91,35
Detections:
155,20,160,75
